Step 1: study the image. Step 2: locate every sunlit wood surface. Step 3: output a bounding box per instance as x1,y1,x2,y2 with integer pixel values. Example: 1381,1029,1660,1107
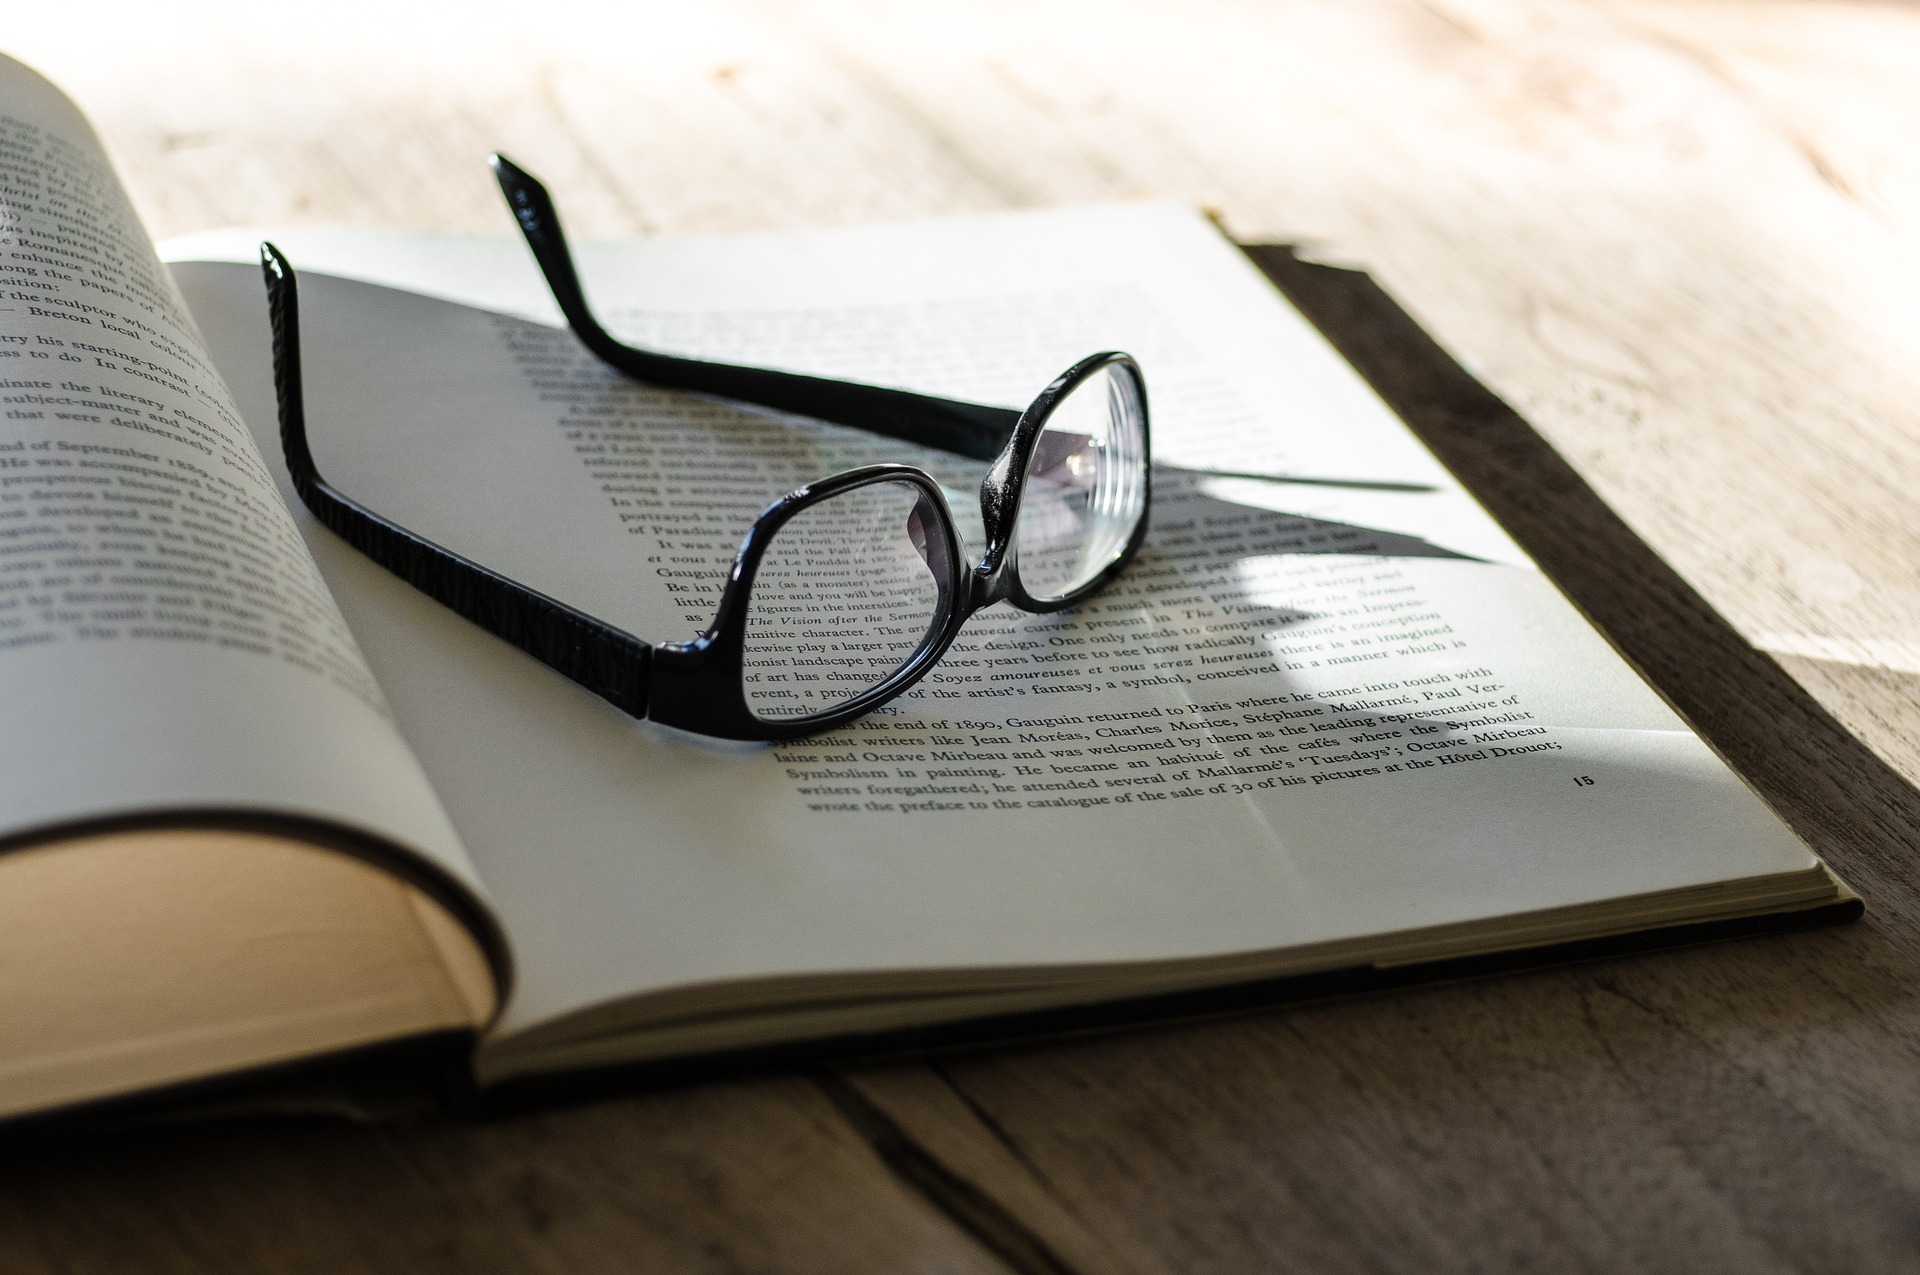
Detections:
8,2,1920,1270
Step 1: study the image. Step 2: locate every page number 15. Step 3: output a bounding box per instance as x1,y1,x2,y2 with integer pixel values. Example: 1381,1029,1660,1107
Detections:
1573,775,1596,787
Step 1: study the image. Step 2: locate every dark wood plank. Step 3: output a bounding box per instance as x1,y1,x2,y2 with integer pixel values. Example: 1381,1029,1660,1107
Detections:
0,1077,1013,1275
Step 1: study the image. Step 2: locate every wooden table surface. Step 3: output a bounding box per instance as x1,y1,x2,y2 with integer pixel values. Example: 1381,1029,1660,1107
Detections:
9,2,1920,1269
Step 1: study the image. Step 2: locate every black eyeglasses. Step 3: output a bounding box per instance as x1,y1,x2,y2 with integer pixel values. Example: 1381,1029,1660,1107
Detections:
258,164,1149,740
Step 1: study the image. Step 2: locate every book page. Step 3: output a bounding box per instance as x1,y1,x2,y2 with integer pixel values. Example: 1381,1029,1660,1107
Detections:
0,57,493,931
169,204,1817,1049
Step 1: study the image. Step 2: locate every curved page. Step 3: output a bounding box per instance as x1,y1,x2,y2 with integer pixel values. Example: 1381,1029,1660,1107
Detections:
0,57,500,979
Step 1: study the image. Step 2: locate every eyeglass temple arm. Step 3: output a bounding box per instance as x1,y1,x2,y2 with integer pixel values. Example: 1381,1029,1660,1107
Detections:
491,155,1023,464
260,243,654,718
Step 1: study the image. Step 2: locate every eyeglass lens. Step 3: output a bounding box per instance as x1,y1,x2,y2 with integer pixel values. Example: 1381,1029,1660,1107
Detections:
1014,363,1149,603
743,478,954,722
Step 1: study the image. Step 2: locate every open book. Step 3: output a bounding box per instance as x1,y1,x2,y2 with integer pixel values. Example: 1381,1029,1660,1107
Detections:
0,55,1855,1124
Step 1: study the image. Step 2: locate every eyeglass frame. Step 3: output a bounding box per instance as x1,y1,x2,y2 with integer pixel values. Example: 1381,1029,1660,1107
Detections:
259,239,1150,740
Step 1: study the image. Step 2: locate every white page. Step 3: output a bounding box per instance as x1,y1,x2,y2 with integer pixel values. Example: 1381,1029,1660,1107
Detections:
0,56,490,917
169,205,1816,1044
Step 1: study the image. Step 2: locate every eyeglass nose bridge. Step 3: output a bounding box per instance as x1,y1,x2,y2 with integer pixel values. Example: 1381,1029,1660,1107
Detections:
964,450,1030,614
968,559,1018,613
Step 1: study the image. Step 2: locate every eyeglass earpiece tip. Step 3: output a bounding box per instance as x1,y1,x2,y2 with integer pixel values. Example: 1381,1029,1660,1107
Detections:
490,153,530,187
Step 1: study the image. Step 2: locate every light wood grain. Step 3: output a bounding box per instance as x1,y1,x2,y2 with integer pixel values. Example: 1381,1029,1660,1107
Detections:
7,1,1920,1270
